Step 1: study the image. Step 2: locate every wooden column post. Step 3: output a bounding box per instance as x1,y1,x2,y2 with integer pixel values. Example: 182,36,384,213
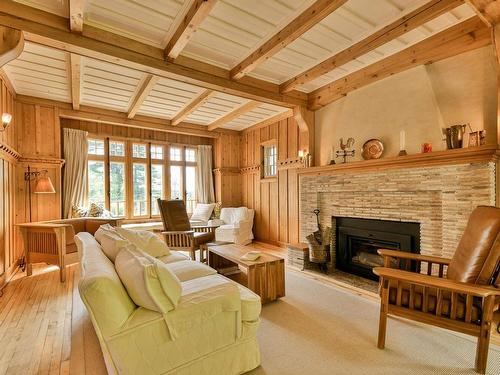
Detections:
0,25,24,68
293,106,315,166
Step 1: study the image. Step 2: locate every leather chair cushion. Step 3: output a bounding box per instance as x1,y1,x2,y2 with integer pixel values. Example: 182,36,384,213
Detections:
159,200,191,231
193,231,215,246
388,285,480,322
447,206,500,284
476,233,500,287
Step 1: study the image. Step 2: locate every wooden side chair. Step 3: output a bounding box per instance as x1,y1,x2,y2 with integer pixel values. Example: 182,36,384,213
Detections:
157,199,215,261
374,206,500,374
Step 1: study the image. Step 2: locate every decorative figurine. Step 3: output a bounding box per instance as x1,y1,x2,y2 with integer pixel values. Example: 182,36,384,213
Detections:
335,137,355,163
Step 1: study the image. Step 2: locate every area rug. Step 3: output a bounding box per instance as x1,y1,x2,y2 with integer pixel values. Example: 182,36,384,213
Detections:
250,269,500,375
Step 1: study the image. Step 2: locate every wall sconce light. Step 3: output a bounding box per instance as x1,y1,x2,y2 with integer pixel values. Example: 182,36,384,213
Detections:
1,113,12,132
298,150,305,158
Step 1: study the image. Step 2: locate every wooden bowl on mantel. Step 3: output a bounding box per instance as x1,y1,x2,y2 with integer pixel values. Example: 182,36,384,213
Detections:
361,139,384,160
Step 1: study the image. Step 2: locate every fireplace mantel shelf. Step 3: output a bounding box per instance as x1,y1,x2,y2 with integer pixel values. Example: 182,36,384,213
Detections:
299,145,499,176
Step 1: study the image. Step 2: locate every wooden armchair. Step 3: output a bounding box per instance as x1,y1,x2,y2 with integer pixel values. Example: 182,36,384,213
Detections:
374,206,500,374
157,199,216,261
17,218,118,282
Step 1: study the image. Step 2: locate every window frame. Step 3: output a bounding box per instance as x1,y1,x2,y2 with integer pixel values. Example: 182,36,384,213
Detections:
85,136,199,220
261,140,278,180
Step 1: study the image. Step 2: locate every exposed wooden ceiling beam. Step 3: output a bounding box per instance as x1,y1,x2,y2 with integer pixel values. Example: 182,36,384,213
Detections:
69,53,81,110
171,89,215,125
0,25,24,68
127,74,158,119
229,0,347,80
0,0,307,109
208,101,261,131
281,0,463,93
308,16,490,110
164,0,216,60
69,0,86,33
465,0,500,26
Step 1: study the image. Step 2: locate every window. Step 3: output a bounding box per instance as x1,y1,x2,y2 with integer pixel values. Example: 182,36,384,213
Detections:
185,166,196,213
132,143,147,158
185,148,196,162
109,162,125,216
170,165,182,200
151,164,163,215
133,163,148,216
88,139,105,155
263,144,277,178
88,160,105,207
170,146,182,161
151,145,163,160
109,141,125,156
85,139,200,218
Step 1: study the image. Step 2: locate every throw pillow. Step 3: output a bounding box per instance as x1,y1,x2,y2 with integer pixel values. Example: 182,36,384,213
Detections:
71,205,88,218
95,224,129,262
190,203,215,223
115,227,170,258
115,246,182,313
212,202,222,219
87,203,104,217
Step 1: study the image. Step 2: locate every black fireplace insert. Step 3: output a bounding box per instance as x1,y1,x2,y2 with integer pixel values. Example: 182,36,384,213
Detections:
334,217,420,280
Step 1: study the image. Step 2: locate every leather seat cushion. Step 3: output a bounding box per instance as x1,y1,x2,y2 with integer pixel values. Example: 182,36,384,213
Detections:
193,231,215,245
388,285,480,322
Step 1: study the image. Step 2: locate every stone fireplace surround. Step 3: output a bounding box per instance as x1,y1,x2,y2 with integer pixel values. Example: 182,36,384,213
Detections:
299,148,498,270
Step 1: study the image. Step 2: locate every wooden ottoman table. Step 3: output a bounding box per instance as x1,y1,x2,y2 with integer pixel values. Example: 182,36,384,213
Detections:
207,243,285,303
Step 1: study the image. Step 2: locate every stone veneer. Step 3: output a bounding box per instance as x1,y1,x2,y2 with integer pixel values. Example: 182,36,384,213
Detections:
300,161,496,263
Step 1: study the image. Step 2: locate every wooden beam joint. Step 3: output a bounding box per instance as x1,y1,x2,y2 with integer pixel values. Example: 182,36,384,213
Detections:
0,25,24,68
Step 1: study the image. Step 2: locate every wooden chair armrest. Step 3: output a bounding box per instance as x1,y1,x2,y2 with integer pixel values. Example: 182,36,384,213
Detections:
378,249,452,265
374,267,500,298
161,230,194,235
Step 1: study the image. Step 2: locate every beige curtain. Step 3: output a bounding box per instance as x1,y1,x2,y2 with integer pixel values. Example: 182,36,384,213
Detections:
63,128,88,218
196,145,215,203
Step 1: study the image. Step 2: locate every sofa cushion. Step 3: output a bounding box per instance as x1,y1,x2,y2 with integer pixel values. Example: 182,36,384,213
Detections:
165,260,216,282
115,247,182,313
157,251,190,264
94,223,120,244
116,227,170,258
190,203,215,223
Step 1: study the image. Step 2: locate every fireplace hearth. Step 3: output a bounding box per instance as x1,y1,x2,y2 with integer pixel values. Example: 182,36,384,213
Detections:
334,217,420,280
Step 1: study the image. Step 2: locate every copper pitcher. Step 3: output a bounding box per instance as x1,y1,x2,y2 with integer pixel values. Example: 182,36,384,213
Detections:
444,124,467,149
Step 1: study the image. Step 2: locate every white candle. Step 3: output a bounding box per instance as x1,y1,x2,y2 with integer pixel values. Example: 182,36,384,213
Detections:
400,130,406,151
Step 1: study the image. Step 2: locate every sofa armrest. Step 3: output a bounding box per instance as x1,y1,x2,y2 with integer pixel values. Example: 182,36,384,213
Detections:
208,219,225,226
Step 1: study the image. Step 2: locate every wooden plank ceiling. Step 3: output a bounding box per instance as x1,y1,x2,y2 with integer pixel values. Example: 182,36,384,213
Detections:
1,0,485,129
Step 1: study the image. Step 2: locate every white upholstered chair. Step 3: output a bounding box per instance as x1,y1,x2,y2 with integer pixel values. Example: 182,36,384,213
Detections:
210,207,254,245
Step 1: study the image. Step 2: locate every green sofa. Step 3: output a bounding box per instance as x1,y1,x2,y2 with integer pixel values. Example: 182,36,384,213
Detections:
75,232,261,375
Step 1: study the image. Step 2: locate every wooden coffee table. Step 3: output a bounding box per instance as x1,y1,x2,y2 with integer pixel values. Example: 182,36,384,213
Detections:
207,243,285,303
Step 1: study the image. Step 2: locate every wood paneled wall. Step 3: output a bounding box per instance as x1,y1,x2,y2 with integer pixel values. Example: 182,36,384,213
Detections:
0,74,20,287
213,132,242,207
240,117,307,245
62,118,213,146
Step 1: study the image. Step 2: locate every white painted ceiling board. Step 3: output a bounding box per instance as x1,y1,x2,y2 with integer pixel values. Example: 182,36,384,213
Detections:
136,77,206,119
4,42,72,103
181,0,313,69
13,0,69,16
85,0,185,47
81,58,144,112
186,92,250,125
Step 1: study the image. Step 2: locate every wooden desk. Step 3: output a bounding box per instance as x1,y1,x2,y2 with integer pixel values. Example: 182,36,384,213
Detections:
208,244,285,303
